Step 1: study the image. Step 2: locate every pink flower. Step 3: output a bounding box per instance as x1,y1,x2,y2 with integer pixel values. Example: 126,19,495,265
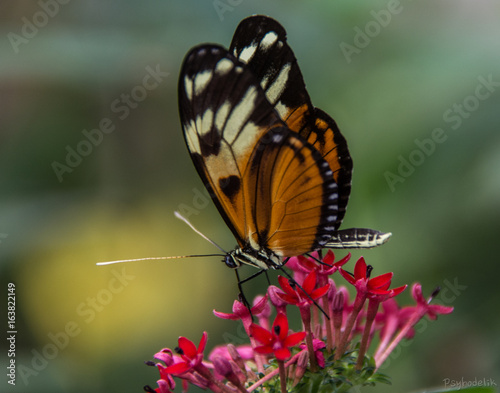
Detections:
249,313,306,361
411,283,454,319
214,295,269,334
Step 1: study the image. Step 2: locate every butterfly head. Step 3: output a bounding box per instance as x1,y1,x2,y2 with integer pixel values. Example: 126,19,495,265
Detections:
223,252,240,269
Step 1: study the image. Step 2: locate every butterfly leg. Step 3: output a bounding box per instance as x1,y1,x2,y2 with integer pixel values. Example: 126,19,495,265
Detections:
234,268,268,314
277,265,330,320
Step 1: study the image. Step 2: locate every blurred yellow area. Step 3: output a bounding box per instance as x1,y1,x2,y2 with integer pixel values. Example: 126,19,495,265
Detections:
19,200,233,357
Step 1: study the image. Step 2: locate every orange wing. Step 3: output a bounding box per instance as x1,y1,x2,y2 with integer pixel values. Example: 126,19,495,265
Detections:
230,15,352,229
242,127,339,257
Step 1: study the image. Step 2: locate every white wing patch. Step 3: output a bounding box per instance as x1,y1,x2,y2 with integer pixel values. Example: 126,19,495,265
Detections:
260,31,278,50
194,70,212,97
231,121,260,160
238,43,258,63
196,108,214,137
215,58,234,75
215,100,231,133
184,119,200,154
184,75,194,101
224,86,258,143
274,101,288,119
266,62,291,104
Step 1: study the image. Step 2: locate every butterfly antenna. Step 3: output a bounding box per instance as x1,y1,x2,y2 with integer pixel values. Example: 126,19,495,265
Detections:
174,211,227,254
96,254,225,266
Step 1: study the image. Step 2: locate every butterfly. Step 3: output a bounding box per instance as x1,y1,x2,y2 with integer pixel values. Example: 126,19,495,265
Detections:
178,15,390,272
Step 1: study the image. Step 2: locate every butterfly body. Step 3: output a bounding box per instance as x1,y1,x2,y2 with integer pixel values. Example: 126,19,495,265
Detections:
178,16,391,271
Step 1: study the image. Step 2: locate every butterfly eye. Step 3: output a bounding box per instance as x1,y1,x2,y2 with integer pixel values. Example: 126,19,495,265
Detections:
224,255,239,269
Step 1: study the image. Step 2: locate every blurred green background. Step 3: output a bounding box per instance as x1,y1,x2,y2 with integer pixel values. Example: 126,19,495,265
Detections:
1,1,499,392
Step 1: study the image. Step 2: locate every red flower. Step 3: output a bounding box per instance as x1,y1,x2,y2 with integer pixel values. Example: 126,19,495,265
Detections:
339,257,406,299
249,313,306,361
162,332,208,375
295,250,351,277
276,271,330,308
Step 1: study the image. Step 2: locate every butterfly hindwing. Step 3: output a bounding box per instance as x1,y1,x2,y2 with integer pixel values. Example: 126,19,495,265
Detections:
243,127,339,257
230,15,353,230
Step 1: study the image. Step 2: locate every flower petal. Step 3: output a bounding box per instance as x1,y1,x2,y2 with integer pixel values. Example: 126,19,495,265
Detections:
369,272,393,289
278,275,296,296
253,345,274,355
412,283,425,304
274,347,291,361
273,313,289,340
353,257,367,279
178,337,197,359
310,283,330,300
333,252,351,268
283,331,306,347
251,294,270,316
302,271,317,293
197,332,208,353
232,299,250,317
213,310,241,320
390,285,407,297
249,324,273,345
339,268,356,285
164,362,191,375
276,292,298,305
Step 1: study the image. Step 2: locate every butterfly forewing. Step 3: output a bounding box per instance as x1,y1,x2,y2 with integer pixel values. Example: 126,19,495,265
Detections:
230,16,312,129
179,45,287,248
230,16,353,230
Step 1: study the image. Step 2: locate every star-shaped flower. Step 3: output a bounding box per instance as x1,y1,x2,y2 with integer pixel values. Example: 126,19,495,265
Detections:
162,332,208,375
249,313,306,361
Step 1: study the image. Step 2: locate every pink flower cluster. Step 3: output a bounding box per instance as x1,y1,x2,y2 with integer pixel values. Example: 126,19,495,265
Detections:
145,251,453,393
